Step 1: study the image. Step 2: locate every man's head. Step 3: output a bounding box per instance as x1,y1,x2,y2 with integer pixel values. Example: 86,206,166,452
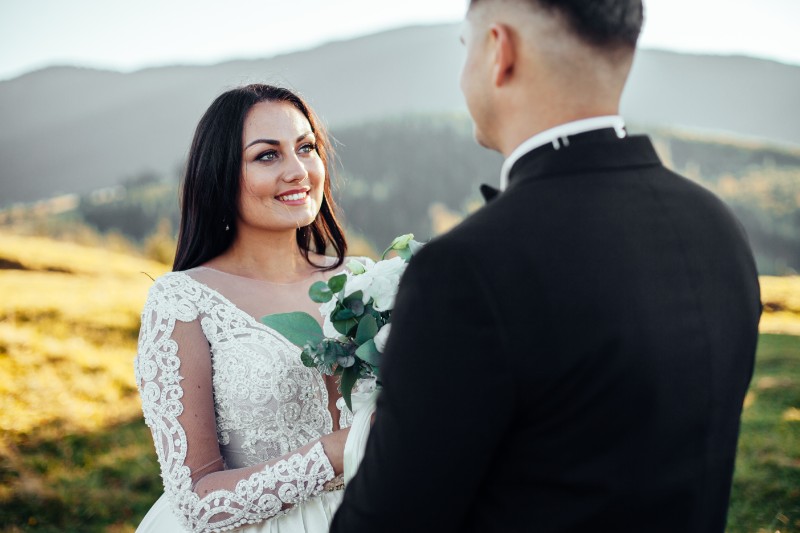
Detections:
460,0,644,154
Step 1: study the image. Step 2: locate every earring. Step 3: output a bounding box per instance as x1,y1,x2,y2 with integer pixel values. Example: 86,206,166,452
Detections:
225,223,230,231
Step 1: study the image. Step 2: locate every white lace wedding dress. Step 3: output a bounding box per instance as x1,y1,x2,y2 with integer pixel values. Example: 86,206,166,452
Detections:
134,265,358,533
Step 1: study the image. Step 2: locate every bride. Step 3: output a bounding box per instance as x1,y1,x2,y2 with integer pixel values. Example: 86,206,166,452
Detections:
135,84,355,532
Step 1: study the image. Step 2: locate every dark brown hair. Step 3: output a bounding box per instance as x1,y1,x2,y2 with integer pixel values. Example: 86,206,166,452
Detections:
470,0,644,49
173,84,347,272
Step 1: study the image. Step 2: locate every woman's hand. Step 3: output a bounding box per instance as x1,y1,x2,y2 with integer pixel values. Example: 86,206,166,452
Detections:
319,427,351,476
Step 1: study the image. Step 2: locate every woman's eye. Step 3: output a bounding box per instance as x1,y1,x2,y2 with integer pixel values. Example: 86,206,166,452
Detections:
298,143,316,154
257,150,279,162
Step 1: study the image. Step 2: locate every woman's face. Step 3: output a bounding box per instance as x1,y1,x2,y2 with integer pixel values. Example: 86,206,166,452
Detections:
237,100,325,234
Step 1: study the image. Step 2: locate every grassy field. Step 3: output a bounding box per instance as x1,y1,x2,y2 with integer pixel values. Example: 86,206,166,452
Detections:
0,232,798,532
0,233,168,532
728,334,800,532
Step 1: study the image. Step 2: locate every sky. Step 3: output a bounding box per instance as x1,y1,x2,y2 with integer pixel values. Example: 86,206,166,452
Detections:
1,0,799,81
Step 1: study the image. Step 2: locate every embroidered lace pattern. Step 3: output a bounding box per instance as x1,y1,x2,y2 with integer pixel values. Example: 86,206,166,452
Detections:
135,272,338,532
337,398,354,429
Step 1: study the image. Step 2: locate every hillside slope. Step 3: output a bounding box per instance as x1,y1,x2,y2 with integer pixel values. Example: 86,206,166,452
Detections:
1,24,798,206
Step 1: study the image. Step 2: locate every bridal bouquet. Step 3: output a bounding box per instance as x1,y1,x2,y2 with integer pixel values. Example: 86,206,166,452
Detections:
262,234,423,410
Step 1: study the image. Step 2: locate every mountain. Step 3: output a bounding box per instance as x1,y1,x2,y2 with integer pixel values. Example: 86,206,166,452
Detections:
1,23,799,207
622,50,800,144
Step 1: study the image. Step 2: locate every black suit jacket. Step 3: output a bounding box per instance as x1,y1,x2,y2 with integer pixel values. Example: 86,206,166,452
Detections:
330,131,761,533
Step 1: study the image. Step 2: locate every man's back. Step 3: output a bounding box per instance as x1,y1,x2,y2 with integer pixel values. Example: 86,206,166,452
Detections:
439,136,761,531
331,135,760,533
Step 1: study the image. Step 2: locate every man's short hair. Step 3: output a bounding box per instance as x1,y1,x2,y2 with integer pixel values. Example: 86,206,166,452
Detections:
470,0,644,49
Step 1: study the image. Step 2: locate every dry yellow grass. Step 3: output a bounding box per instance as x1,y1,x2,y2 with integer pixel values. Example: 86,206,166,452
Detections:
0,232,164,277
0,232,169,435
759,275,800,335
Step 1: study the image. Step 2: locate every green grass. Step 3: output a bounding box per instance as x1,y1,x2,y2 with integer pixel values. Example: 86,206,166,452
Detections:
727,334,800,533
0,420,161,532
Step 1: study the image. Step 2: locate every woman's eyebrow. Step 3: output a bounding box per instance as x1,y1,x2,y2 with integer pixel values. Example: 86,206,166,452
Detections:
245,131,313,149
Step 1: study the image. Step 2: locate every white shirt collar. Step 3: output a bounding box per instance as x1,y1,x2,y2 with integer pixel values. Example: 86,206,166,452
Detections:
499,115,627,190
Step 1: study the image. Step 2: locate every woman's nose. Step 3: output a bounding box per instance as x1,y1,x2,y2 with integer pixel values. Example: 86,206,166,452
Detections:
282,152,308,183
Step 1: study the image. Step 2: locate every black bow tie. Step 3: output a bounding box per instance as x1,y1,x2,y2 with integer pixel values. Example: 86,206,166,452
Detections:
480,183,501,203
478,127,625,204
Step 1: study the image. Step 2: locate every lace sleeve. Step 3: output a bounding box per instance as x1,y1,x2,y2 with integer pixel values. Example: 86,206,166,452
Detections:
134,275,336,532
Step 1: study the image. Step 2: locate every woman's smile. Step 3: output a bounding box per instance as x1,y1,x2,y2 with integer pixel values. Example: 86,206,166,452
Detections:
275,188,310,205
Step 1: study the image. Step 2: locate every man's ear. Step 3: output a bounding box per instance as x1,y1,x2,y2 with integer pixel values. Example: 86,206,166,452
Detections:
489,23,515,87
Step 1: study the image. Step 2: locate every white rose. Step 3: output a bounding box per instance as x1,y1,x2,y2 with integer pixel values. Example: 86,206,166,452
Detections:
373,323,392,353
340,258,374,302
371,256,407,279
343,270,374,302
370,276,399,311
368,257,406,311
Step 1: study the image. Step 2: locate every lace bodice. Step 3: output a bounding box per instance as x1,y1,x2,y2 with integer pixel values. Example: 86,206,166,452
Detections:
135,268,350,532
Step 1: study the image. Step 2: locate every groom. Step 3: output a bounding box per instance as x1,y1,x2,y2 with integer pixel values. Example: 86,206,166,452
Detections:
331,1,761,531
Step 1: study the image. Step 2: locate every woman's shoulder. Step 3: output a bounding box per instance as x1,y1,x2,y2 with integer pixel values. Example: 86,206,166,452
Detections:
141,271,204,318
146,270,194,294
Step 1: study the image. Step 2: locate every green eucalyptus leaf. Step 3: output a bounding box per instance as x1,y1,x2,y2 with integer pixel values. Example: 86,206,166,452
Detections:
355,339,381,366
340,364,361,411
330,301,346,317
320,341,337,365
261,312,323,348
333,318,358,336
355,315,378,345
328,273,347,293
300,350,316,368
348,299,365,317
343,291,366,317
333,308,356,321
343,290,363,304
309,281,333,303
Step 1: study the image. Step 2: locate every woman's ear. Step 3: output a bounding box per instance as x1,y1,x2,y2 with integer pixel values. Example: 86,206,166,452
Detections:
490,23,516,87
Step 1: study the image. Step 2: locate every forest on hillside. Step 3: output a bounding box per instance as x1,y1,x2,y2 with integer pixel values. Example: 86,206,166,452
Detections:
1,114,798,274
